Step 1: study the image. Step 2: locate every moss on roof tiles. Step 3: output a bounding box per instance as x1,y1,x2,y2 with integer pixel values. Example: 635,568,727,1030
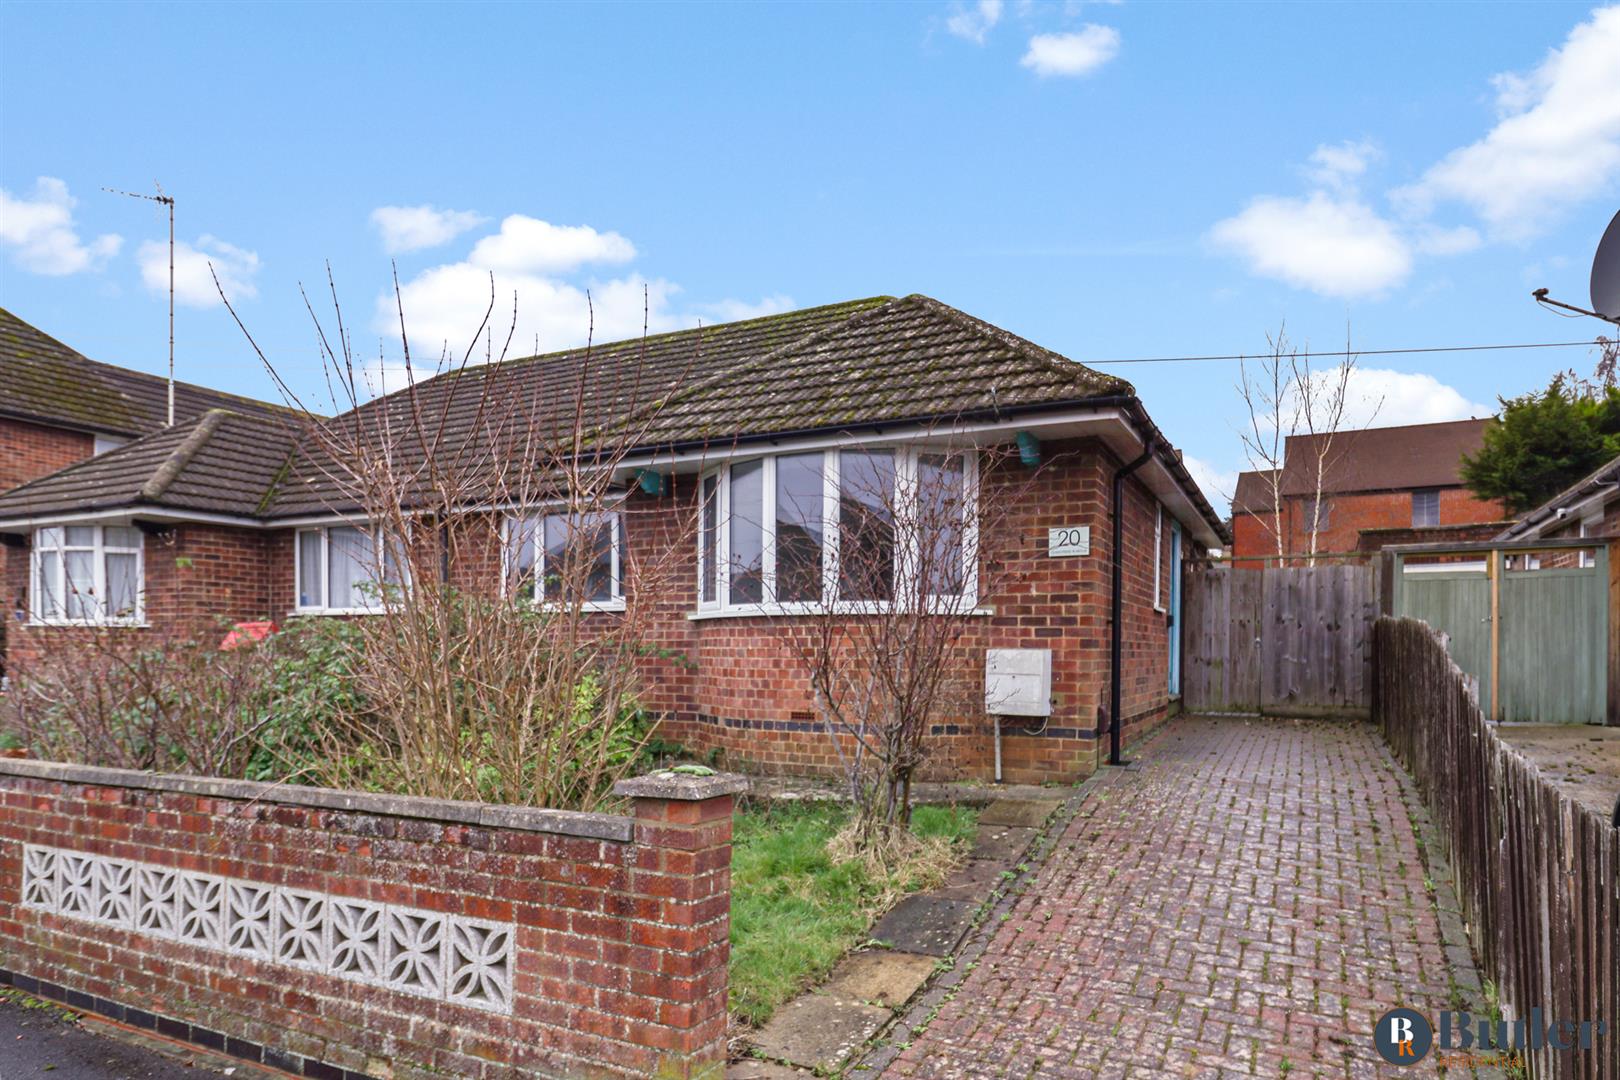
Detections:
0,307,294,435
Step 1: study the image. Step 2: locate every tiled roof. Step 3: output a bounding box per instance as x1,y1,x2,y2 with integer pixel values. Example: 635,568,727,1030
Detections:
0,307,291,436
1232,469,1278,515
622,295,1126,448
1495,451,1620,540
1276,418,1491,497
0,409,298,520
0,295,1224,539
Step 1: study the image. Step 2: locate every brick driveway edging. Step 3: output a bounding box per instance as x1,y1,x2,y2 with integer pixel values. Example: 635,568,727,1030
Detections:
862,715,1499,1079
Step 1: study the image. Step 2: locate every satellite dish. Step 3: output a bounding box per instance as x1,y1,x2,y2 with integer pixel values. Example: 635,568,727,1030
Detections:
1592,209,1620,321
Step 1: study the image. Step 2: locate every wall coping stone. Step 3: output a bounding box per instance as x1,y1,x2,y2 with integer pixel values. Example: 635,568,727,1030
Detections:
0,757,634,842
614,769,750,801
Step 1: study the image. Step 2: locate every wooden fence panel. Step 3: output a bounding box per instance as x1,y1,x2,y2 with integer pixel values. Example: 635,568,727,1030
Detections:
1182,562,1262,712
1183,562,1375,715
1499,563,1608,723
1374,617,1618,1080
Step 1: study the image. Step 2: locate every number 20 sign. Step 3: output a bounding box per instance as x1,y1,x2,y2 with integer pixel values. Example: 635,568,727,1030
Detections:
1048,525,1090,557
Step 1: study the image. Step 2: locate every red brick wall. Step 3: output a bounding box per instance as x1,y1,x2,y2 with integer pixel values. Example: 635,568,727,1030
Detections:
0,417,95,495
1232,485,1509,560
5,524,275,669
23,439,1198,787
640,440,1183,785
0,760,737,1079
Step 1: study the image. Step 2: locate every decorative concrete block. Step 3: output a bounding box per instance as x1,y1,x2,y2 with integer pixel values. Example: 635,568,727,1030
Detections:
446,916,513,1013
328,898,385,983
21,846,56,910
383,908,446,999
273,889,328,971
92,857,135,927
225,882,275,958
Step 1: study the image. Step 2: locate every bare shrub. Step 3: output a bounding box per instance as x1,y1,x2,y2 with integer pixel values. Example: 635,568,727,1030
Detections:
221,276,703,810
729,438,1040,860
0,621,282,777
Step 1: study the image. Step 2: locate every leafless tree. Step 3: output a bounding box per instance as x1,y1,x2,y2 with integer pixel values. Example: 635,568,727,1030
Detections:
1236,325,1380,565
218,271,705,810
1235,329,1293,560
725,437,1039,863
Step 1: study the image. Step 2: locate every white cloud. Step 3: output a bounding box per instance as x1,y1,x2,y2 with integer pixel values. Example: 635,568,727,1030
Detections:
1306,140,1378,190
1210,191,1413,298
1183,455,1239,516
466,215,636,275
384,262,681,365
1020,26,1120,78
697,294,797,322
946,0,1003,44
139,234,261,307
1283,365,1492,431
374,215,800,389
1397,5,1620,239
0,177,122,275
370,205,486,254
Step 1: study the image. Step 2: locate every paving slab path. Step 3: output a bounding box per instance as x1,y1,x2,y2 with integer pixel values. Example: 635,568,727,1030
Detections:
882,715,1478,1080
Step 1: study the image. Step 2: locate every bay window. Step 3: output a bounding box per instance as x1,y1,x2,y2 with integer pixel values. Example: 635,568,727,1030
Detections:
295,525,403,613
32,524,144,624
504,510,623,608
697,446,977,612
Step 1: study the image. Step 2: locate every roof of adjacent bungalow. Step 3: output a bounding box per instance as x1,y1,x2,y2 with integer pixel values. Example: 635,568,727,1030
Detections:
1495,451,1620,540
0,307,292,437
0,295,1230,544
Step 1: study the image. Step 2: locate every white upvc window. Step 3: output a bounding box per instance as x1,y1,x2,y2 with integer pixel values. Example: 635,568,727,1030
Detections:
696,446,978,614
294,524,404,614
32,524,145,625
1579,514,1601,568
1153,504,1165,612
502,510,624,610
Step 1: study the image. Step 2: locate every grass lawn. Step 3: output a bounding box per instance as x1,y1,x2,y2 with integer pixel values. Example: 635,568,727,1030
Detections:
728,799,978,1027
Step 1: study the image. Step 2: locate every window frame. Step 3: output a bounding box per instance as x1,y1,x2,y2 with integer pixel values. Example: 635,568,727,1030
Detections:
31,523,146,626
500,509,626,612
292,523,406,615
1411,488,1441,528
695,445,979,616
1152,504,1165,613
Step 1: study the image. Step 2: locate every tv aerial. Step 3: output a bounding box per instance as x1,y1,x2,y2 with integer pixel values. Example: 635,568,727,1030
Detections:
1532,208,1620,326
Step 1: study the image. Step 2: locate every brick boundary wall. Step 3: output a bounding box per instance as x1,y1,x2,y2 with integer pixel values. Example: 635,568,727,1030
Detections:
0,759,745,1079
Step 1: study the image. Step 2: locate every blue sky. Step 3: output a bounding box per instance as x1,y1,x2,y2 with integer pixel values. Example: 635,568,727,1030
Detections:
3,1,1618,511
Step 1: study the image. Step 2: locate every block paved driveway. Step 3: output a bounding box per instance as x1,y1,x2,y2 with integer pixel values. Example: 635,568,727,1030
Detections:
884,716,1462,1079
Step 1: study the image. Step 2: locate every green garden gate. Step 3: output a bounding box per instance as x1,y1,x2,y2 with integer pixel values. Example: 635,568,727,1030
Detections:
1391,539,1611,724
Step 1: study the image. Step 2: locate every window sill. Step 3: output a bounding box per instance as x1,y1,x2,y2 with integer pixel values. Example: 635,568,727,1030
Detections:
534,600,627,614
687,603,995,621
27,619,148,629
288,608,387,618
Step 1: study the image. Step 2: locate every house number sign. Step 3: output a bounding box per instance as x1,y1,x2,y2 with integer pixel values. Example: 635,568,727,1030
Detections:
1047,525,1090,557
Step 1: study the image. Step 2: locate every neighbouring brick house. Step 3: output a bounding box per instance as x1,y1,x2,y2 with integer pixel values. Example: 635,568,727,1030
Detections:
1230,418,1510,564
0,295,1226,784
0,308,287,670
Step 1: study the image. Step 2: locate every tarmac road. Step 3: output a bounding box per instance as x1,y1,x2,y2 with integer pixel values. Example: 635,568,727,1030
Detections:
0,997,219,1080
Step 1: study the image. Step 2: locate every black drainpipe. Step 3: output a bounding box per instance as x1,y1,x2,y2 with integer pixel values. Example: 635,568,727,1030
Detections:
1109,437,1154,766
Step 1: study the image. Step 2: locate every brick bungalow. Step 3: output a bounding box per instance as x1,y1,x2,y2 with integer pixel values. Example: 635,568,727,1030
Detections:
0,307,287,671
0,295,1226,784
1493,451,1619,569
1230,418,1511,564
